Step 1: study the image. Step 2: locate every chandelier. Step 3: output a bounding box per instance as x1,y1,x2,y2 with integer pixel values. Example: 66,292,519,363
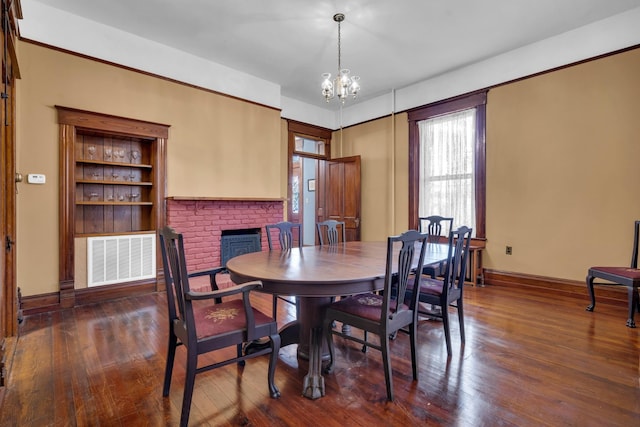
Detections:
321,13,360,103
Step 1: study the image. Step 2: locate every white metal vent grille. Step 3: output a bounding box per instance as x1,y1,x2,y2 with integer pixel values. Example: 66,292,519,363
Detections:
87,234,156,287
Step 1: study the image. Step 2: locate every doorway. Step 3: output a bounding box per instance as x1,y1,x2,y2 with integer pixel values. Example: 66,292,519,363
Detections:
287,121,331,245
287,121,361,244
290,153,318,246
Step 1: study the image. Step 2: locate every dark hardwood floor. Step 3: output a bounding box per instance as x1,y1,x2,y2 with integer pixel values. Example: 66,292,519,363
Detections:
1,280,638,426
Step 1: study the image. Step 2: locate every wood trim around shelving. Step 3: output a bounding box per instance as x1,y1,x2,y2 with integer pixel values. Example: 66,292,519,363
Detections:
56,106,170,139
59,123,75,308
76,230,157,238
57,106,168,308
76,160,153,169
76,180,153,186
76,201,153,206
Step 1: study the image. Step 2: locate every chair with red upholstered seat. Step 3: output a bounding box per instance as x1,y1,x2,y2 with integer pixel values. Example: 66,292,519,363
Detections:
405,225,472,356
418,215,454,278
159,226,280,427
322,229,429,401
586,220,640,328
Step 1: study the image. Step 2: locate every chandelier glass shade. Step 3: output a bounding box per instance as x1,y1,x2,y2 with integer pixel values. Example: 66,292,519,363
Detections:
322,13,360,103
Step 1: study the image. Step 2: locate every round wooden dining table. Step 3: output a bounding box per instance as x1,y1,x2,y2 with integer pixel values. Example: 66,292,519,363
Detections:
226,240,450,399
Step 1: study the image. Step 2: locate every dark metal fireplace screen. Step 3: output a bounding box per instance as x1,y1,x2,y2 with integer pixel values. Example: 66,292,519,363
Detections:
220,228,261,267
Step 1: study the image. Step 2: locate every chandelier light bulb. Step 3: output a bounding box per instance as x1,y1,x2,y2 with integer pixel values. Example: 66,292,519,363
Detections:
321,73,333,101
350,76,360,95
340,69,351,85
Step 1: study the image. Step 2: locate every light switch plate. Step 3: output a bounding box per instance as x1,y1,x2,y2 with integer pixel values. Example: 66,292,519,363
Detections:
27,174,46,184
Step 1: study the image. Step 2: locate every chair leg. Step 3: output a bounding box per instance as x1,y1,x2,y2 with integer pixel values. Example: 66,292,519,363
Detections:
180,349,198,427
627,286,638,328
236,343,246,366
381,332,394,401
163,332,178,396
586,275,596,312
441,303,452,356
361,330,368,353
457,298,465,344
409,322,418,381
272,295,278,319
268,333,282,398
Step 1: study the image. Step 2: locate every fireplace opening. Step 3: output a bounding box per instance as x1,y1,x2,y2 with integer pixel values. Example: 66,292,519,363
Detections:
220,228,262,268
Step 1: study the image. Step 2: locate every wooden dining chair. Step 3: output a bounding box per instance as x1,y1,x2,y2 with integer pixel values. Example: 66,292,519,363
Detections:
159,226,281,427
418,215,454,278
265,221,302,318
316,219,346,245
317,219,348,329
405,225,472,356
586,220,640,328
323,230,429,401
266,221,302,250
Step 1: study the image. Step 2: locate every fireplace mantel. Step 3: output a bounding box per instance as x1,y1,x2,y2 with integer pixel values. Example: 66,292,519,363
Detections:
167,196,285,202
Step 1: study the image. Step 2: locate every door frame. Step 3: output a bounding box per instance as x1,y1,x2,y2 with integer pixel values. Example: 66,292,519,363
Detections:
1,0,21,339
286,121,332,243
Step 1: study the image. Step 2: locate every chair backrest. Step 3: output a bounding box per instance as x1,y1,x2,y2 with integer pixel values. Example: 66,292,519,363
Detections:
441,226,473,297
631,220,640,268
419,215,454,243
265,221,302,250
383,230,429,320
316,220,346,246
159,226,191,324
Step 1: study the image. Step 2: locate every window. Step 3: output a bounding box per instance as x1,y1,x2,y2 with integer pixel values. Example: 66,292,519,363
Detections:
294,136,326,156
408,92,486,237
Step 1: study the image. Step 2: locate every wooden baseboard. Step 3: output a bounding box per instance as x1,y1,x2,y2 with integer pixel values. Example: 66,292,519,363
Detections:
21,270,628,315
75,281,156,306
20,292,60,315
484,269,628,306
21,279,158,316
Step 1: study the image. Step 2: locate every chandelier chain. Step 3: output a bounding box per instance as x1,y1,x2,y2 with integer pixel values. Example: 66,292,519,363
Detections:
337,19,341,72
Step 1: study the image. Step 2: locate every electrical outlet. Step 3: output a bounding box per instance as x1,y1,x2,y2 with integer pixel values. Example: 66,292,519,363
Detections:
506,246,512,255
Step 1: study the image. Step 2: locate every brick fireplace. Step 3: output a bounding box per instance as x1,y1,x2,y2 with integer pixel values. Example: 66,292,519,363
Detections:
166,198,284,271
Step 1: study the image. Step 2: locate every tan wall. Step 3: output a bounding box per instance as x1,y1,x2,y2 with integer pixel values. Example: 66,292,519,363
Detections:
485,48,640,280
16,41,282,296
332,114,410,241
16,40,640,298
339,48,640,281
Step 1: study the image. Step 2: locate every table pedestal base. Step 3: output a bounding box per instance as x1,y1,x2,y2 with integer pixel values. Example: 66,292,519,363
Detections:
244,295,353,399
302,327,325,399
278,296,332,399
296,297,331,361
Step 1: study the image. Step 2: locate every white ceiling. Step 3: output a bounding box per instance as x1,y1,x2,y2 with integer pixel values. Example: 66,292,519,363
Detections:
19,0,640,125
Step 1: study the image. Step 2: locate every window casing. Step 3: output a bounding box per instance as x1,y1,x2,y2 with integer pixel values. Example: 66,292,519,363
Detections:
408,91,486,238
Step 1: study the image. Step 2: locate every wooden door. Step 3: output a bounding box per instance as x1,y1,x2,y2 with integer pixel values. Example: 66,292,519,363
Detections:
317,156,361,241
